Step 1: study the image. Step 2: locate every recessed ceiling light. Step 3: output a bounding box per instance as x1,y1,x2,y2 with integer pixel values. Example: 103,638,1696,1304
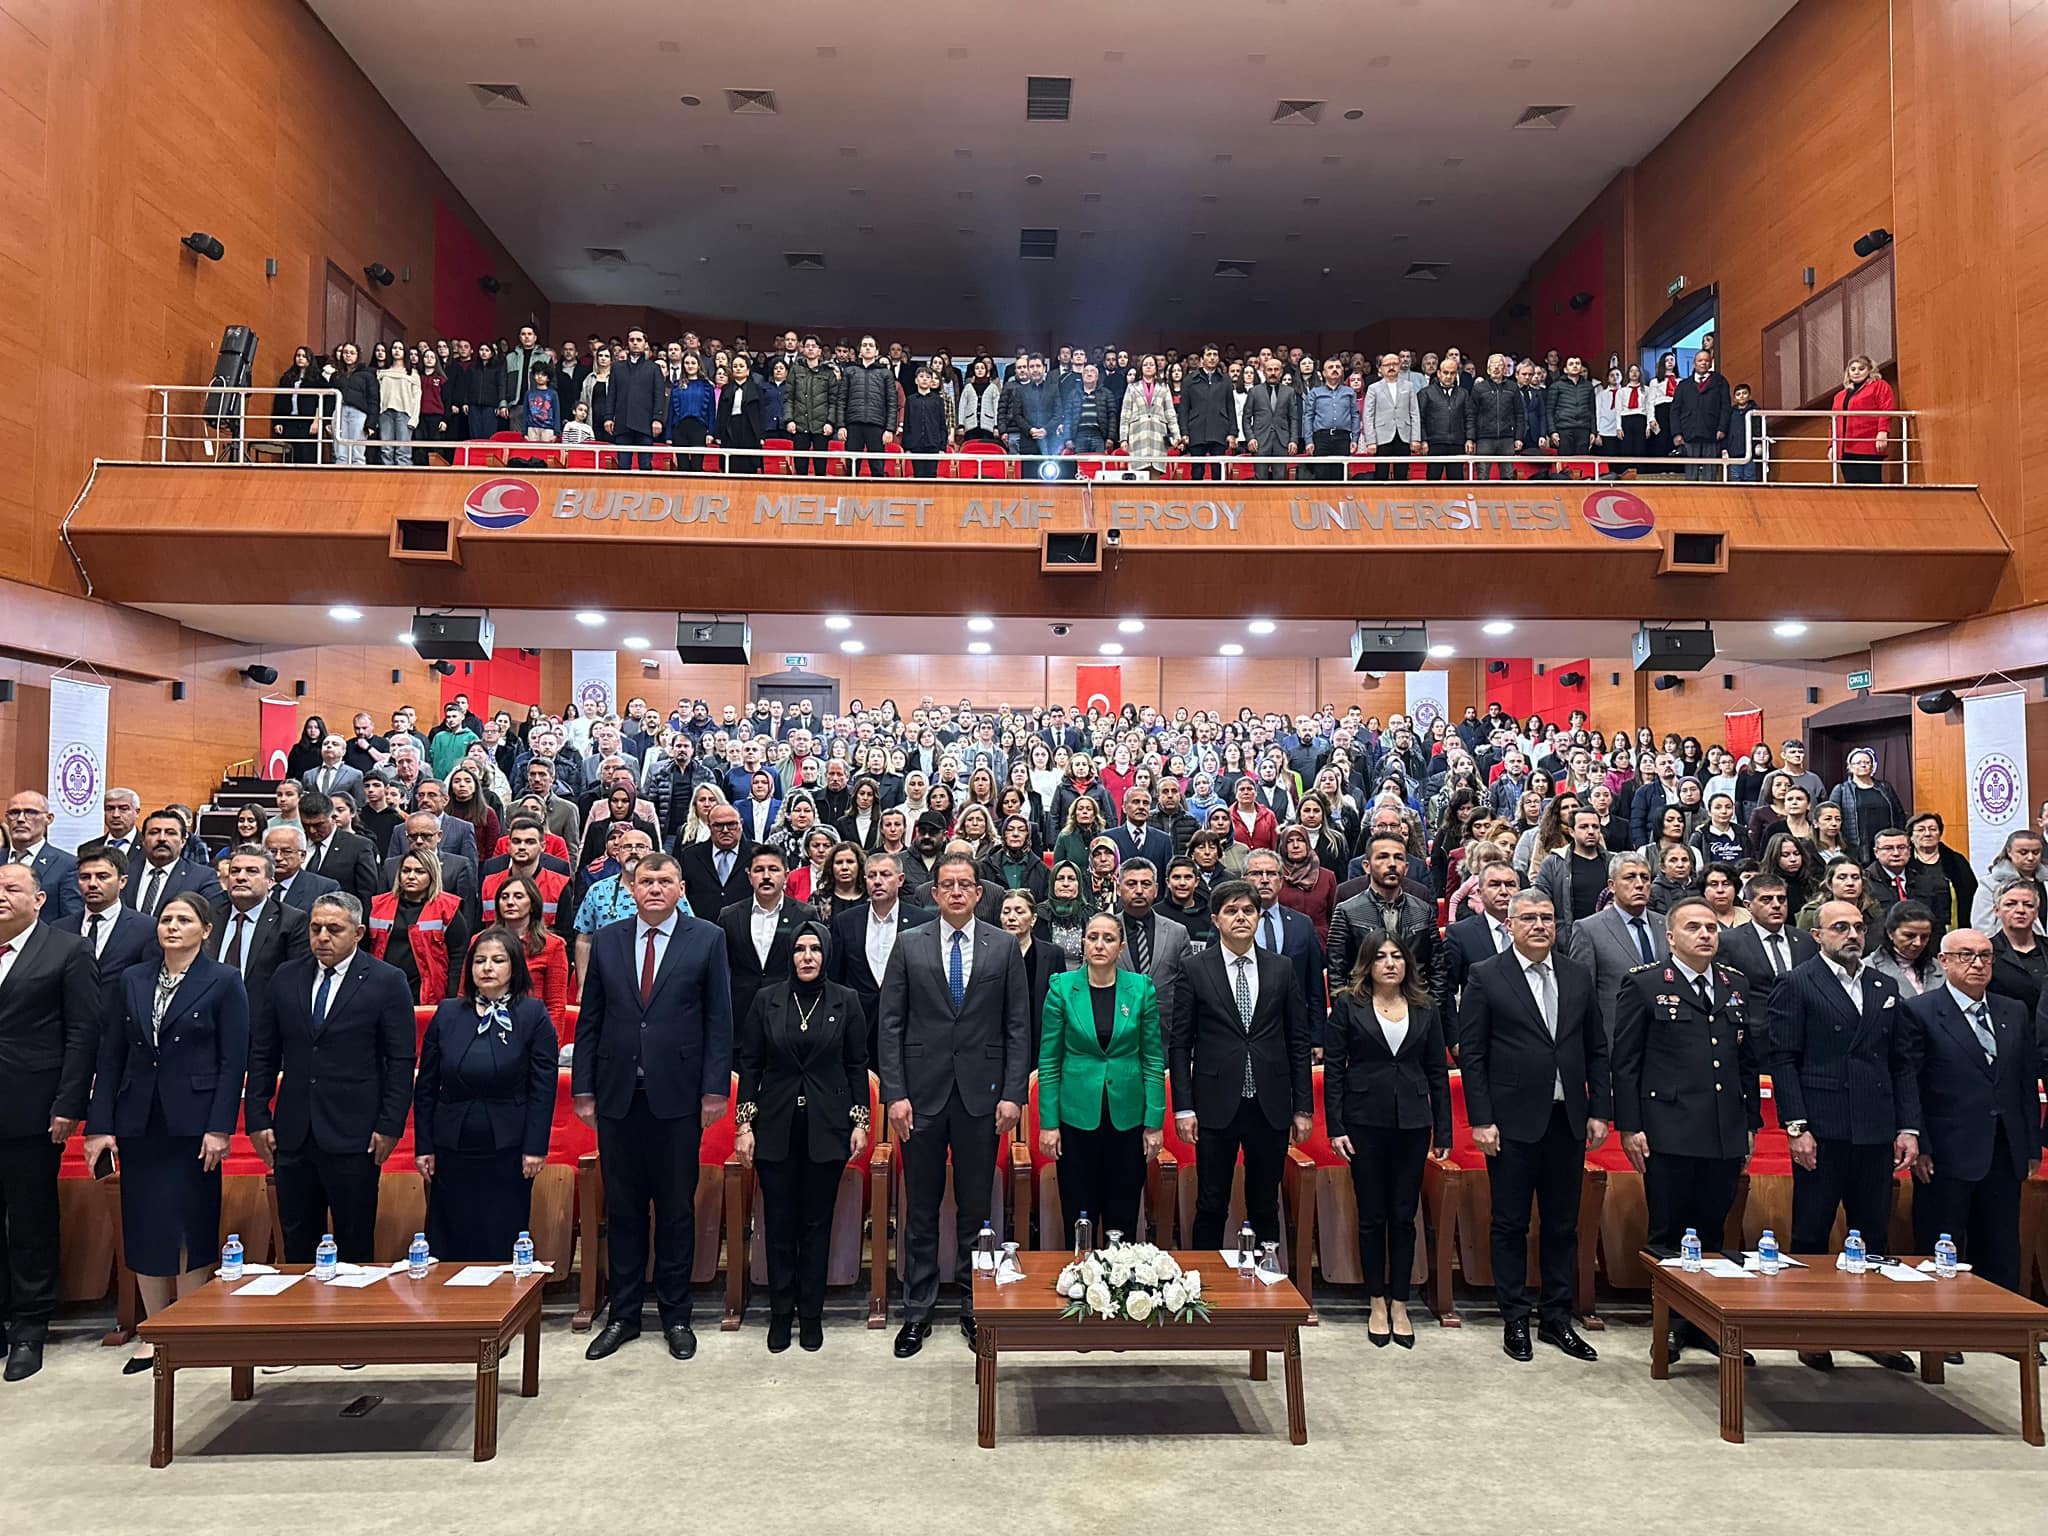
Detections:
397,631,415,646
1428,643,1457,659
968,642,992,655
824,614,853,630
680,95,702,106
574,611,606,626
1773,621,1810,638
1098,642,1124,656
1481,620,1516,637
622,636,651,650
966,617,994,632
1117,619,1145,634
1219,643,1244,656
328,605,362,622
1343,108,1364,120
838,639,865,654
1247,619,1277,636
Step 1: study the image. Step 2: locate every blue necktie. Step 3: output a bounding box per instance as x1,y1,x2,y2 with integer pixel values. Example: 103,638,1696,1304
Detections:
313,966,335,1024
1262,910,1280,952
1630,916,1655,965
948,930,965,1011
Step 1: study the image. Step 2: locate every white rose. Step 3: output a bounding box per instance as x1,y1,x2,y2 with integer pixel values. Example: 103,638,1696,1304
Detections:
1162,1279,1187,1312
1125,1290,1156,1322
1080,1257,1103,1285
1107,1258,1131,1287
1185,1270,1203,1298
1085,1282,1114,1318
1067,1282,1086,1299
1133,1259,1159,1286
1056,1263,1079,1292
1155,1253,1181,1281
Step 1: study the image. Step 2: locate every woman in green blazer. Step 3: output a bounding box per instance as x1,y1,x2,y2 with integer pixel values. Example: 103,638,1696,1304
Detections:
1036,912,1165,1246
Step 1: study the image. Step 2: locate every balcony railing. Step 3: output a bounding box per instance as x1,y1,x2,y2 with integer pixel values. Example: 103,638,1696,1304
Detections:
140,386,1919,485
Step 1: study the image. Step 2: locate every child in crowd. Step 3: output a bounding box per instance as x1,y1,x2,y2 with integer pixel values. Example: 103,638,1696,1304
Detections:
524,364,562,443
1727,382,1761,482
562,401,596,445
899,365,954,478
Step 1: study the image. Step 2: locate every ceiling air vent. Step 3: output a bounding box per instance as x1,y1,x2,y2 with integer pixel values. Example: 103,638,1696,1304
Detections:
1402,261,1448,281
1513,104,1574,129
782,252,826,270
725,89,780,115
1019,227,1059,259
1271,99,1325,125
1026,76,1073,120
468,83,530,110
1213,260,1257,279
585,247,629,265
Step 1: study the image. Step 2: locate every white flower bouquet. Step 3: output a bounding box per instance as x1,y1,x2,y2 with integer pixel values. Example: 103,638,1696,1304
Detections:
1056,1242,1210,1325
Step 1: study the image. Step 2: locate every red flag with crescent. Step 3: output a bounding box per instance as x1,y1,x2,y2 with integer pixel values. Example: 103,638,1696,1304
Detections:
1076,665,1122,718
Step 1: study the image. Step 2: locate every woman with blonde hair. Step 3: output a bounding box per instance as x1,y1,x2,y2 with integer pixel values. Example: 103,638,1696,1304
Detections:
1119,354,1181,474
1830,355,1898,485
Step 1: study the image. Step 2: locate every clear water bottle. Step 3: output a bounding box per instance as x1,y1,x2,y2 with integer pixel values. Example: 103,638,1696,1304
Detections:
220,1233,244,1282
314,1233,338,1282
974,1221,998,1273
1757,1230,1781,1276
1680,1228,1702,1272
1844,1229,1868,1274
1237,1221,1258,1278
512,1231,534,1277
407,1233,430,1279
1934,1233,1958,1279
1072,1211,1094,1259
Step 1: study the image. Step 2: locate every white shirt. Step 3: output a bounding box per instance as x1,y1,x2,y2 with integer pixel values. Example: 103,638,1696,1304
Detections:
82,906,119,958
1822,953,1865,1011
10,840,46,866
1219,943,1262,1011
865,902,902,984
222,902,265,978
1374,1004,1409,1055
0,921,36,986
1947,983,1989,1024
1490,918,1513,954
1671,958,1712,1008
1755,922,1792,973
635,914,676,980
940,917,975,990
1515,948,1565,1101
311,946,356,1007
750,901,783,967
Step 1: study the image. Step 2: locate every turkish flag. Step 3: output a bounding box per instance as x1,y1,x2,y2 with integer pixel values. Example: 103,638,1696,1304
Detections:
1724,709,1763,761
259,697,299,780
1076,665,1122,719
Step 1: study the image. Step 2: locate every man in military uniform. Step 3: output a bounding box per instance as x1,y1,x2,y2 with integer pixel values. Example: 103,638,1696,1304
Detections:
1612,895,1761,1363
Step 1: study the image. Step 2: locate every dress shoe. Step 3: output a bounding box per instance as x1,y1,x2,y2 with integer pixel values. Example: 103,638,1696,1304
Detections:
1861,1350,1913,1373
123,1353,155,1376
664,1324,697,1361
1945,1351,1964,1365
1502,1319,1533,1362
1368,1325,1392,1348
1665,1325,1688,1363
892,1321,931,1358
1799,1350,1836,1372
799,1316,823,1352
766,1314,794,1354
1537,1320,1599,1362
4,1339,44,1382
1391,1325,1415,1351
583,1320,641,1361
958,1315,978,1350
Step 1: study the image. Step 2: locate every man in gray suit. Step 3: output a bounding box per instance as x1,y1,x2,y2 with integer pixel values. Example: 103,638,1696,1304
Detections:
263,825,340,912
1565,853,1667,1040
300,733,367,811
1115,859,1189,1026
380,780,479,866
1239,356,1303,481
877,851,1031,1359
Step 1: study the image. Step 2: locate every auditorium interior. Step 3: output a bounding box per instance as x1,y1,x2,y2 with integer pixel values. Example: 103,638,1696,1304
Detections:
4,0,2048,1525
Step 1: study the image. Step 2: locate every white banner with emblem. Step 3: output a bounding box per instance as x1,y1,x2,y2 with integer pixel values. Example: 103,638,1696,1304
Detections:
46,673,110,853
1963,688,2030,866
571,650,617,721
1403,671,1448,738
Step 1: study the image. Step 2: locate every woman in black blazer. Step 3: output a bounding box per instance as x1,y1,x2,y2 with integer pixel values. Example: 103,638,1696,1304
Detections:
83,892,249,1374
1323,927,1451,1350
1986,881,2046,1014
414,927,559,1263
734,922,869,1352
996,890,1068,1052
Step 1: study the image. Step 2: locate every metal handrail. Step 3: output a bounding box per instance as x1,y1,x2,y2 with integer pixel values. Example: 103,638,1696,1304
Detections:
146,385,340,465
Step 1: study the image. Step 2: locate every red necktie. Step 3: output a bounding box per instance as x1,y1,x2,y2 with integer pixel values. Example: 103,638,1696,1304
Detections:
1895,874,1907,901
639,929,657,1004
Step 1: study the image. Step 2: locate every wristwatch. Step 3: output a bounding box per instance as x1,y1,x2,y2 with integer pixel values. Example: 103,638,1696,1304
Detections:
1784,1120,1809,1137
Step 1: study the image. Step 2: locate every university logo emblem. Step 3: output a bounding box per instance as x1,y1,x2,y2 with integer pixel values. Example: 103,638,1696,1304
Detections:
1972,752,2022,825
1581,488,1656,541
53,741,101,818
463,478,539,530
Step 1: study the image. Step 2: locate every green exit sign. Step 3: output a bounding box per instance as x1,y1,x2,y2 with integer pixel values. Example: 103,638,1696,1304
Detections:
782,654,812,670
1847,669,1873,691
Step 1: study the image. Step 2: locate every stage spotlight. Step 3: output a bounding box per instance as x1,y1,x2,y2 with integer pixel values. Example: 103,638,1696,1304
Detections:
1853,229,1893,258
1916,689,1960,714
1556,670,1585,688
1652,674,1683,691
1486,660,1509,675
1039,458,1062,481
364,262,396,287
181,232,225,262
240,664,278,685
430,659,457,676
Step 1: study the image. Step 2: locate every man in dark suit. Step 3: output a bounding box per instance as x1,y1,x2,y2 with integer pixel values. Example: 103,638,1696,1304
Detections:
0,863,99,1379
1104,787,1174,871
56,847,161,983
679,802,753,921
1766,898,1918,1372
826,851,934,1058
1613,896,1761,1362
572,851,733,1362
245,892,415,1265
1458,888,1610,1363
1439,855,1521,1014
719,847,820,1030
1241,849,1328,1046
5,792,82,922
1901,929,2045,1295
263,825,340,913
1716,874,1816,1009
208,844,310,1016
877,851,1031,1358
122,808,221,920
1116,859,1191,1028
298,791,381,911
74,786,143,865
1170,878,1313,1253
380,780,480,866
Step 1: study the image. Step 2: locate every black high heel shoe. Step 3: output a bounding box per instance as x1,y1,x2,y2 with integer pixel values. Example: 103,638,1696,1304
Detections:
1391,1306,1416,1349
123,1353,155,1375
1368,1309,1392,1348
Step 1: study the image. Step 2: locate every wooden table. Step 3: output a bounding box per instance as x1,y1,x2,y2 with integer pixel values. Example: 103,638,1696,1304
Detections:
970,1249,1310,1449
1645,1251,2048,1445
136,1265,546,1466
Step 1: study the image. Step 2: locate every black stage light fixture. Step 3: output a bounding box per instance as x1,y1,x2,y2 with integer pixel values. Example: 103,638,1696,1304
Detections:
1652,674,1683,692
364,262,396,287
1916,688,1960,714
240,664,278,685
181,232,225,262
1853,229,1893,258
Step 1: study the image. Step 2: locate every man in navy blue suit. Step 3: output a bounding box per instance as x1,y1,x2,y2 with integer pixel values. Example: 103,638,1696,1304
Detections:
121,809,221,921
573,850,733,1363
4,792,81,921
54,847,161,982
245,892,416,1264
381,780,480,866
1103,786,1174,871
1241,849,1327,1046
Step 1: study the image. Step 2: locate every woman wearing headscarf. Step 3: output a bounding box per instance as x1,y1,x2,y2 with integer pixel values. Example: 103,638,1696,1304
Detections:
1275,822,1337,947
1042,860,1093,967
1085,836,1124,914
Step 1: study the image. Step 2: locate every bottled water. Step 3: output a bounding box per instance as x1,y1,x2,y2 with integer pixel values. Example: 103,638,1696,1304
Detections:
1757,1230,1781,1276
512,1232,534,1277
1237,1221,1258,1278
1072,1211,1094,1258
220,1233,244,1282
974,1221,998,1272
1844,1229,1868,1274
1680,1228,1702,1272
407,1233,430,1279
1934,1234,1958,1279
314,1233,338,1282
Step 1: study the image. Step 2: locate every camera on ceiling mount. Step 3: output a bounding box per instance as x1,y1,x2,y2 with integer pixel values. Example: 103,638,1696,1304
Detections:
1050,623,1071,637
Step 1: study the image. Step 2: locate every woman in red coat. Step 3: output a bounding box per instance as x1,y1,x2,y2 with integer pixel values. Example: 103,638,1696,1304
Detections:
1226,774,1279,850
1274,823,1337,946
1831,355,1898,485
489,872,569,1028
